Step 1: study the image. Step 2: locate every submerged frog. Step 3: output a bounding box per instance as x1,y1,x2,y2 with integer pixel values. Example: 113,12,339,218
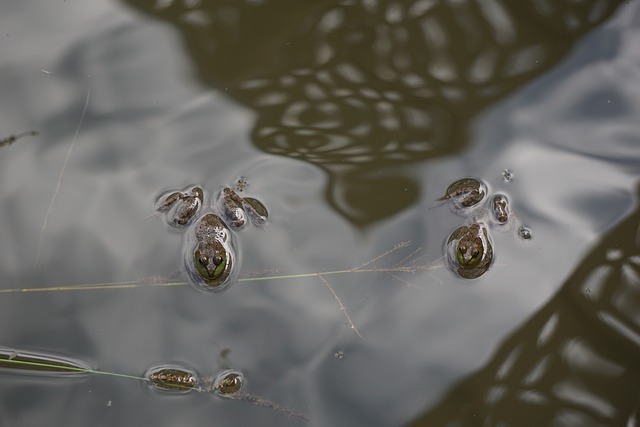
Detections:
439,178,514,279
156,183,268,290
446,222,494,279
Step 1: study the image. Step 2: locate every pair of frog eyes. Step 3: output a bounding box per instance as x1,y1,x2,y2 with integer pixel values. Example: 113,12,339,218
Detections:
195,252,227,281
198,253,224,268
457,243,482,266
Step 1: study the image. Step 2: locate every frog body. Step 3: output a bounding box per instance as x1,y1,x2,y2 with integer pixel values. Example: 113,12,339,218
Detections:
437,178,486,209
190,213,234,289
157,187,204,227
446,221,493,279
219,187,269,229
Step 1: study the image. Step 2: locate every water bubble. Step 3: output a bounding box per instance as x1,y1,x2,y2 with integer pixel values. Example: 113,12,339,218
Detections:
502,169,513,182
605,248,623,262
334,350,345,360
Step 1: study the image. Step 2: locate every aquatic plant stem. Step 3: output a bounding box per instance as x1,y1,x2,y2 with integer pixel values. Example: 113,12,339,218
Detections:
0,264,443,294
0,357,145,381
318,274,362,338
35,87,91,267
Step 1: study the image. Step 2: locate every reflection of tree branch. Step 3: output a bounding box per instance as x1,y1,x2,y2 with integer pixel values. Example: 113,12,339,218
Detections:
122,0,624,225
407,182,640,426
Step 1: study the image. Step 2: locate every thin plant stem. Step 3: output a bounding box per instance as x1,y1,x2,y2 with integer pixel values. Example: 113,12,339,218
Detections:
0,357,145,382
318,274,362,338
1,243,445,294
0,264,442,294
35,87,91,267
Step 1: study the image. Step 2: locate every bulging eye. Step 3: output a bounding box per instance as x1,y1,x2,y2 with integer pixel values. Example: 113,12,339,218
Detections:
198,253,209,266
213,255,223,266
469,249,482,265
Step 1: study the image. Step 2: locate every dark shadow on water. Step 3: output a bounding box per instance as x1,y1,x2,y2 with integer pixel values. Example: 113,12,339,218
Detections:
407,181,640,426
120,0,623,226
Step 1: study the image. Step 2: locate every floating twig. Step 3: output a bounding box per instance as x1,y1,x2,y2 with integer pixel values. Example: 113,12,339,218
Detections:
0,130,39,148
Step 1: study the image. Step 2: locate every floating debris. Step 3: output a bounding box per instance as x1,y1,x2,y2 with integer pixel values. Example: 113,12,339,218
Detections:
0,130,39,149
518,226,533,240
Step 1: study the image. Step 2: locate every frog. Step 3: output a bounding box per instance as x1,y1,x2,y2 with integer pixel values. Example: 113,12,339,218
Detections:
156,183,268,290
218,187,268,230
436,177,487,210
156,186,204,227
190,213,235,289
446,222,494,279
438,177,513,279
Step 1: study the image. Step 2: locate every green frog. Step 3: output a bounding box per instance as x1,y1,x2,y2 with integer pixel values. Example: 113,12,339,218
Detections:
446,222,493,279
439,178,514,279
190,213,235,289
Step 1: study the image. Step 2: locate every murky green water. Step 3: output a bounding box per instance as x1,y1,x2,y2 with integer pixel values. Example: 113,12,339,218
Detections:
1,1,639,426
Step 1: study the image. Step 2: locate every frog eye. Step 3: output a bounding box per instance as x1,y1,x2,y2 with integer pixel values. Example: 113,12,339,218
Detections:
210,253,228,279
198,254,210,266
456,244,467,266
469,249,482,265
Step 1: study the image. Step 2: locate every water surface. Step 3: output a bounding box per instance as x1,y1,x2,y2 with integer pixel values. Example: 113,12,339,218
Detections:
1,1,639,426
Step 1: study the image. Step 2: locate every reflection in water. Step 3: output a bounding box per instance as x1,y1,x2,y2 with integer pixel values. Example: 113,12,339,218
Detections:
121,0,623,226
408,182,640,426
